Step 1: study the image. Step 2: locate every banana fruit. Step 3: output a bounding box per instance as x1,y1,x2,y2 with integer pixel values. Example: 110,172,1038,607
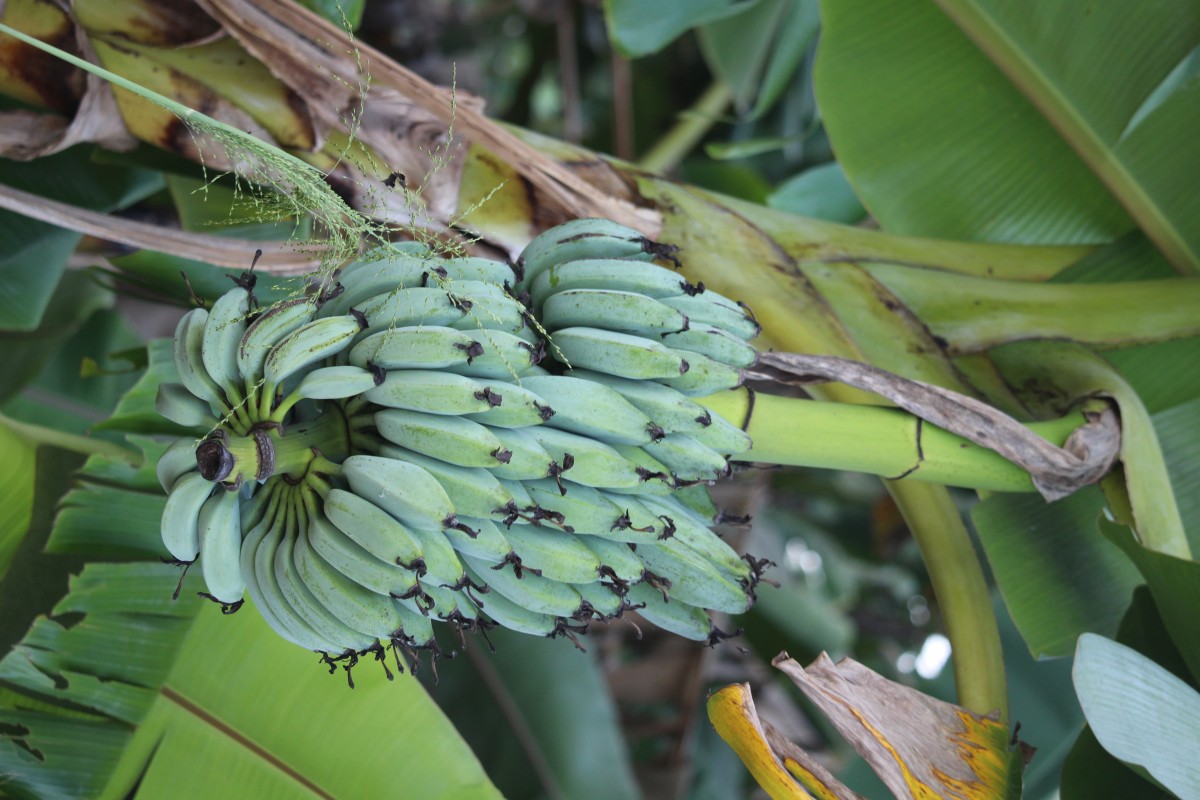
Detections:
155,218,765,671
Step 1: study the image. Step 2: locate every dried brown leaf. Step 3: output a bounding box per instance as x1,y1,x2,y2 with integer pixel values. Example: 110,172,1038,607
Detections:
772,653,1027,800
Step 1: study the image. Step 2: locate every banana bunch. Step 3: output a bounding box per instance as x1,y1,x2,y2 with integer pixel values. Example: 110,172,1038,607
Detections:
157,219,769,675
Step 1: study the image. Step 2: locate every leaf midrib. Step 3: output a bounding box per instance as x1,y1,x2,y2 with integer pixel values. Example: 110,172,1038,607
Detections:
162,684,334,800
931,0,1198,275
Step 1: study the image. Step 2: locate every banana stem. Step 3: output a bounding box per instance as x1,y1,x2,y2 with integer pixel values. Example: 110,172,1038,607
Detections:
0,412,139,462
342,394,371,419
700,389,1087,492
221,408,352,483
308,453,344,479
222,387,255,434
270,388,303,424
258,381,279,422
696,392,1012,717
887,480,1008,720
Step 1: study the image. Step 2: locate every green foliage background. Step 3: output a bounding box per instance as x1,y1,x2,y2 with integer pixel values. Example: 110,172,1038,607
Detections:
1,1,1199,798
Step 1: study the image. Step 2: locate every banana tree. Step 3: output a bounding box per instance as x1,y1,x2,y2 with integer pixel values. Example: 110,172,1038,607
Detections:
0,0,1197,797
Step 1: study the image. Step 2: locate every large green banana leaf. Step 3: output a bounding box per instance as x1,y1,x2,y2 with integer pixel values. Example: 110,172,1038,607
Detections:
816,0,1200,272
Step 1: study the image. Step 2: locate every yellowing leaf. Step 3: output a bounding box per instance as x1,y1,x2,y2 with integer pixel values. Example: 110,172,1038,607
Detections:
707,683,816,800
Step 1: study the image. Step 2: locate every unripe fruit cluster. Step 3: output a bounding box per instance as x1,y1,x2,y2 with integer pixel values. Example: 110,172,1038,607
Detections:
156,218,770,675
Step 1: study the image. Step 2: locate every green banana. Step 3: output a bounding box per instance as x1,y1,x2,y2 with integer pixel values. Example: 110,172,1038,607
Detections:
442,517,516,563
364,370,511,416
290,364,380,401
240,484,323,650
522,479,666,543
498,523,602,585
642,433,732,482
518,218,677,288
320,486,427,571
460,378,555,428
244,485,345,653
405,526,466,587
461,568,570,638
448,291,534,342
293,492,406,641
540,289,689,337
400,581,457,621
238,297,317,388
156,381,219,428
156,437,199,492
262,314,363,410
389,592,437,647
460,553,585,618
672,483,722,523
514,375,654,444
443,328,544,380
348,326,484,371
173,307,228,413
605,444,676,495
354,286,469,332
307,505,421,597
637,494,750,581
657,350,744,397
340,454,460,533
374,408,513,468
528,257,695,311
495,478,535,519
273,496,376,652
376,445,516,523
319,253,430,317
349,280,532,349
547,326,691,382
427,255,516,287
196,486,245,604
573,580,625,620
563,369,713,436
525,425,648,490
201,285,251,402
160,470,214,561
634,535,751,614
483,426,557,481
578,535,646,588
658,293,760,341
661,322,758,368
687,410,752,455
625,582,712,641
566,371,747,455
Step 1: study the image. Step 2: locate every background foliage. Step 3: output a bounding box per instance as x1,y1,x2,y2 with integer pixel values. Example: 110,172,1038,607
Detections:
1,0,1198,798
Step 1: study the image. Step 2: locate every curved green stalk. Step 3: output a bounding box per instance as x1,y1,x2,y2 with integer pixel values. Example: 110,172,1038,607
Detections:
0,412,139,462
887,480,1008,720
638,82,735,174
700,389,1088,492
699,389,1011,718
866,264,1200,354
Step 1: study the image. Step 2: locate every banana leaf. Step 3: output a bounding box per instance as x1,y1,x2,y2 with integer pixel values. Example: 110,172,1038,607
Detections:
815,0,1200,272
